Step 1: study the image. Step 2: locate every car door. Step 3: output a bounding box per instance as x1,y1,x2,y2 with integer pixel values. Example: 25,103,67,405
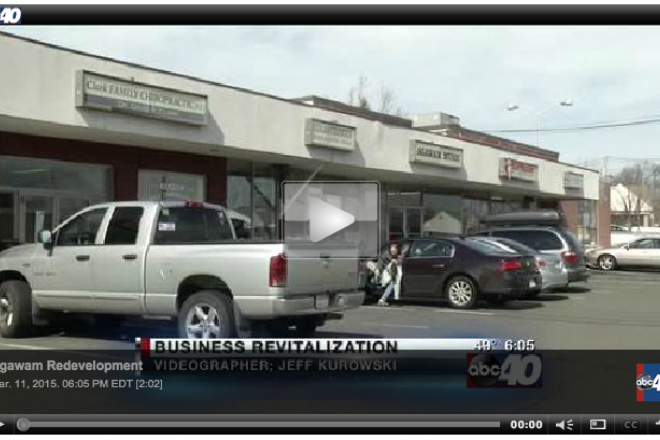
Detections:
30,207,108,312
619,238,655,266
91,205,147,314
402,239,455,299
644,239,660,267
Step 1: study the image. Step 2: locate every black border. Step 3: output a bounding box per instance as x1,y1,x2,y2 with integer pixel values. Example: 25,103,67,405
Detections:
8,5,660,25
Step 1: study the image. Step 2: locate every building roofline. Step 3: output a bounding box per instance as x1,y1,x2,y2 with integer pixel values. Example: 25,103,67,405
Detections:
0,30,593,172
0,30,305,108
555,161,600,174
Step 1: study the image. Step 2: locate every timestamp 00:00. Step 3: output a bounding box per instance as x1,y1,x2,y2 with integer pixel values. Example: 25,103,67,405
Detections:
13,379,164,390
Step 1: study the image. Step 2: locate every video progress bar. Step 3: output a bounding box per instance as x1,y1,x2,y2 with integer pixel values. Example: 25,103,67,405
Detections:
29,421,498,429
10,414,511,433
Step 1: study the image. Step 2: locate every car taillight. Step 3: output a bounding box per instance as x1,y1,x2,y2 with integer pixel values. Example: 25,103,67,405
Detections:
269,253,287,287
185,200,204,209
562,251,578,266
500,258,523,272
535,257,547,269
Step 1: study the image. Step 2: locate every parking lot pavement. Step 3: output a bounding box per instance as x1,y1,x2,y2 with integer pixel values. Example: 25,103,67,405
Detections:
1,270,659,350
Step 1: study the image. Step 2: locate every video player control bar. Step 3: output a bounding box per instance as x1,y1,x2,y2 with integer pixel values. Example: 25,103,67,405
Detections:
0,414,658,434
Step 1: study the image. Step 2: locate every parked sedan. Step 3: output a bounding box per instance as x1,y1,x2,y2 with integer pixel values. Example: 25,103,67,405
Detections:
587,237,660,271
369,237,541,309
468,236,568,291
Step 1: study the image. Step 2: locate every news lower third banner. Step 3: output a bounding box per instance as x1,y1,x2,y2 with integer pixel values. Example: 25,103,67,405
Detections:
0,343,659,415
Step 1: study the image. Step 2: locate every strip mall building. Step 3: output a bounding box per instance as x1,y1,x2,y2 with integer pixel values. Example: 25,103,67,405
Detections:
0,32,608,249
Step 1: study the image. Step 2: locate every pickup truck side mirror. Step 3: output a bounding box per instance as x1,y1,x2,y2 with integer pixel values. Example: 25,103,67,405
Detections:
37,230,53,248
623,244,630,250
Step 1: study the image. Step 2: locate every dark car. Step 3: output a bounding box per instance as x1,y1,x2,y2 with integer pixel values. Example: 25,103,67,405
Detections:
475,211,589,287
367,237,541,309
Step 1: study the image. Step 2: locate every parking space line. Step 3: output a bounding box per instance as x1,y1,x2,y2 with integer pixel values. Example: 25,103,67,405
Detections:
362,322,431,329
362,306,430,312
435,310,494,316
0,342,49,350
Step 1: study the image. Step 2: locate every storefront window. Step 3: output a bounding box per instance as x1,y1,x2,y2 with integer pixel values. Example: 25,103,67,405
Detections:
227,160,252,239
138,170,205,202
489,200,524,215
0,193,17,249
462,198,524,234
463,199,490,234
423,194,463,235
0,156,110,195
386,190,422,240
253,164,277,240
227,160,278,240
0,156,111,246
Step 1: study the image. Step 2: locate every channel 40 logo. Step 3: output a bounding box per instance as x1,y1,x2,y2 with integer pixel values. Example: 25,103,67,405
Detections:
466,353,543,388
636,364,660,401
0,7,21,24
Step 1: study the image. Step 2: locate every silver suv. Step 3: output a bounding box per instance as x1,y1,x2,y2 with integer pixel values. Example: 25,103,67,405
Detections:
473,211,590,288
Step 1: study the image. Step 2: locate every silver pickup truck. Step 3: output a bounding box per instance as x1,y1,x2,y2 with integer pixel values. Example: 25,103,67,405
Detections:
0,201,362,339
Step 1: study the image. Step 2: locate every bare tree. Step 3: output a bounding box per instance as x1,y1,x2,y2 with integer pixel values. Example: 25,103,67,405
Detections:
613,165,651,228
348,74,371,109
378,84,396,114
346,75,405,116
356,75,370,109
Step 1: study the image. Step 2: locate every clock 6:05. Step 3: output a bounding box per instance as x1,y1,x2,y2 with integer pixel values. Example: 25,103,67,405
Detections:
504,339,536,352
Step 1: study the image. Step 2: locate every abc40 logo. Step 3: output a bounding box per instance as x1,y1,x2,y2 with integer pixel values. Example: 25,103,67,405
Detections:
637,373,660,392
466,353,543,388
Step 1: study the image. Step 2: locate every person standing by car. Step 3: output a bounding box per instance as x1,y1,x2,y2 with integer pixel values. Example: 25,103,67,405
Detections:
378,243,400,306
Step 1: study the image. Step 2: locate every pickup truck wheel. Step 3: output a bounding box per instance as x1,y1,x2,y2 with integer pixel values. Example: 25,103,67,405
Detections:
178,291,235,339
0,280,33,338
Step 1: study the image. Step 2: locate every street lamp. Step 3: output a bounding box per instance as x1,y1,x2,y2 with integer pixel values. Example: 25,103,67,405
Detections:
506,99,574,147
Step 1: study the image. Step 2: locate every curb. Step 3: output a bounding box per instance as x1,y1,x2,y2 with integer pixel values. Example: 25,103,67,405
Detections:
590,269,660,280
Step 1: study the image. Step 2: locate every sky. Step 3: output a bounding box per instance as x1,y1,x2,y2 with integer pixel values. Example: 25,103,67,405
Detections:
6,25,660,167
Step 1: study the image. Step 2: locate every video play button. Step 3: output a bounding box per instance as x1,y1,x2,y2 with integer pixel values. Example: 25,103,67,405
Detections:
308,197,355,242
283,181,380,258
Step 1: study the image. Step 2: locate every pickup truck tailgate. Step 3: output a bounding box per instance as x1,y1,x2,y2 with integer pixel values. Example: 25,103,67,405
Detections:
285,246,359,296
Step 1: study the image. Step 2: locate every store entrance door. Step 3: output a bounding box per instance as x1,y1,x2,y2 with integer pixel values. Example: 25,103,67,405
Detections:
22,193,54,245
388,206,422,241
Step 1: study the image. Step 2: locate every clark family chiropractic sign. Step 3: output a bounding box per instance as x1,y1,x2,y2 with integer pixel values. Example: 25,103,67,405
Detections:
76,71,208,126
409,140,463,169
305,119,357,151
499,157,538,183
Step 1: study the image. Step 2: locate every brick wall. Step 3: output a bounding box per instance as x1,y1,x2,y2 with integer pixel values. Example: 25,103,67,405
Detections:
560,200,579,235
0,131,227,204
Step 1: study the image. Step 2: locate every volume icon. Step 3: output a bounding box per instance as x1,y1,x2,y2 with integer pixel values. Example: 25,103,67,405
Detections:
556,419,573,431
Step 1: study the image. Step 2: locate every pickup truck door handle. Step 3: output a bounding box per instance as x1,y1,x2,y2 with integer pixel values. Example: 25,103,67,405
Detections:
122,254,138,261
75,255,90,262
432,263,446,269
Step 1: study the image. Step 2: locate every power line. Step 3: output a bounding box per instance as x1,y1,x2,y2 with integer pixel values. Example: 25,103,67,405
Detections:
481,115,660,134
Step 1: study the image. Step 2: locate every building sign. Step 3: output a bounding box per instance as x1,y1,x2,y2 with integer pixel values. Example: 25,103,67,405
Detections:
409,140,463,169
499,158,538,182
304,118,356,151
76,71,208,126
564,171,584,189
